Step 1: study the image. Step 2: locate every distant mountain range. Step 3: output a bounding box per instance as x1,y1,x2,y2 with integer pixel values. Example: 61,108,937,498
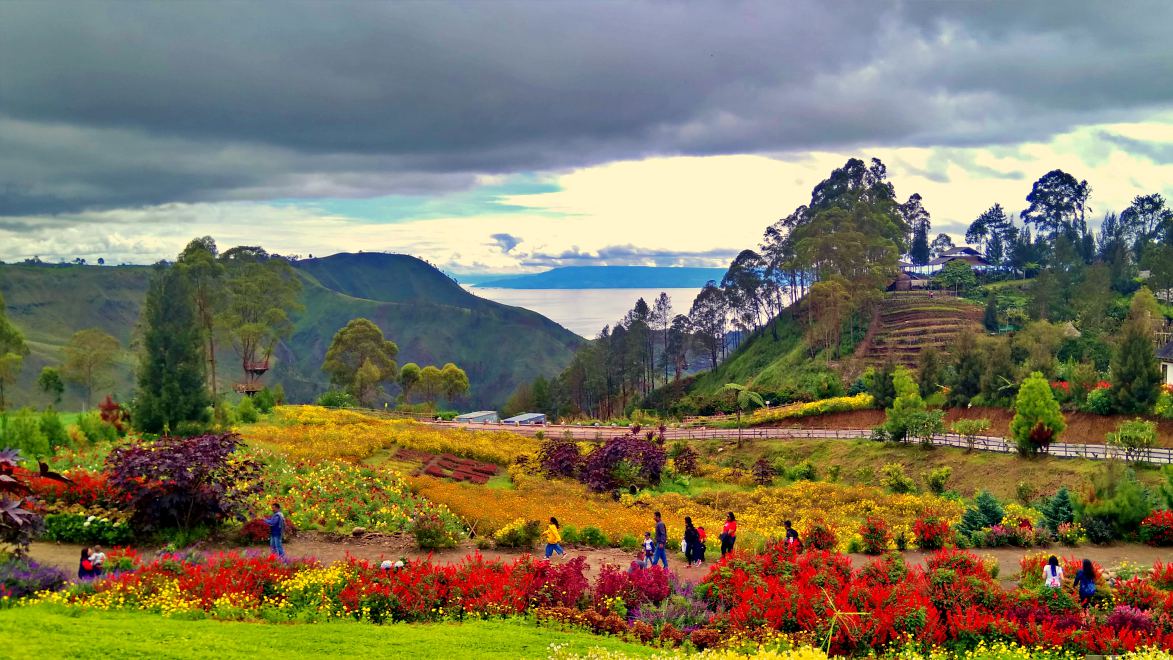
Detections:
0,253,581,410
469,266,727,289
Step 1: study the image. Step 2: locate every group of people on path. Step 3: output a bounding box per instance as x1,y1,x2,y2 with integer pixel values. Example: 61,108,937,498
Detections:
1043,555,1098,607
541,511,744,570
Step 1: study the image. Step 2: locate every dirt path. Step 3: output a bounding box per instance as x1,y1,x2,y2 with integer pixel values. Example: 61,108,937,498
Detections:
29,534,1171,588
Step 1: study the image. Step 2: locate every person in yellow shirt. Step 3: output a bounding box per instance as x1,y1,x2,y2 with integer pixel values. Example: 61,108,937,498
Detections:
543,516,566,560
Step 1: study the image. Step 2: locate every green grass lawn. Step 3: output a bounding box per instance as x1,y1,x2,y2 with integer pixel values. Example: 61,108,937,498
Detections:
0,605,653,659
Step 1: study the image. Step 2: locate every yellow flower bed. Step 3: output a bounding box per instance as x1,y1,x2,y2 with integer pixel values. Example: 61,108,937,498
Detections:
414,466,959,551
747,393,874,426
244,406,535,464
550,640,1172,659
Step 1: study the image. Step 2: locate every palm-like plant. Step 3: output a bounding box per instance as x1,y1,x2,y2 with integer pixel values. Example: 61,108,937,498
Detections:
722,383,765,446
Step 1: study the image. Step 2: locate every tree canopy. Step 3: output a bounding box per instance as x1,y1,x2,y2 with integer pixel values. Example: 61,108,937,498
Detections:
321,318,399,407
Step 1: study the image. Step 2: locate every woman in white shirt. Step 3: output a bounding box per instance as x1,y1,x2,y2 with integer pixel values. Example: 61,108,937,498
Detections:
1043,555,1063,588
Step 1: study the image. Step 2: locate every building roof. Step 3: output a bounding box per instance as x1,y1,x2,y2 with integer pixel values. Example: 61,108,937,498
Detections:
941,246,983,257
454,410,498,420
927,254,991,267
503,412,546,423
1158,340,1173,361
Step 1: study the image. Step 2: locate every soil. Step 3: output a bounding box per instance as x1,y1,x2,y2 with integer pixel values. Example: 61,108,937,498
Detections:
29,533,1173,591
773,407,1173,448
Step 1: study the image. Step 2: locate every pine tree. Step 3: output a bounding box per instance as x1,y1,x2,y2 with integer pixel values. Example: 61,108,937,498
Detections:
947,332,983,407
1110,318,1161,414
1009,371,1066,456
133,265,211,434
1042,487,1074,533
983,295,999,332
869,360,897,409
974,490,1004,527
917,348,941,399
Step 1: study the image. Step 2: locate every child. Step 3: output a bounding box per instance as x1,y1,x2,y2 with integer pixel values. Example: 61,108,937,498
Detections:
642,531,654,566
695,526,707,565
544,517,566,560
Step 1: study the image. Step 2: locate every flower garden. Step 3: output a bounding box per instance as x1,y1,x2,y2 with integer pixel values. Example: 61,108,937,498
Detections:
4,404,1173,657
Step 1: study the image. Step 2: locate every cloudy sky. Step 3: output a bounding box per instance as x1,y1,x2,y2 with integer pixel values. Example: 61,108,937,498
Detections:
2,1,1173,273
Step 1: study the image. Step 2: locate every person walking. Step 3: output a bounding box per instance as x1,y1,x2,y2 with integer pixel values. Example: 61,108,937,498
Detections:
1074,558,1096,607
265,502,286,558
642,531,654,567
77,547,95,580
544,516,566,560
1043,556,1063,589
695,525,707,565
683,516,700,567
651,511,669,568
720,512,737,557
783,520,800,548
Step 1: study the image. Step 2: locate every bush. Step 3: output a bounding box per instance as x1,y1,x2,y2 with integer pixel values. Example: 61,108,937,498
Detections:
43,512,134,545
1042,487,1075,533
924,466,952,495
672,446,698,476
1139,510,1173,546
412,512,460,550
619,534,640,552
1055,522,1085,546
559,525,580,545
236,397,259,424
76,411,118,444
316,390,357,408
787,461,817,482
1079,464,1152,540
1082,516,1114,545
1083,387,1113,415
105,433,263,534
253,388,277,414
579,526,609,547
804,518,837,550
493,518,542,548
580,432,666,492
1155,390,1173,419
2,408,48,457
880,463,916,494
751,457,775,486
884,367,926,443
1015,481,1037,505
39,409,71,451
0,556,67,598
1010,371,1065,456
859,516,891,554
537,435,581,479
1106,418,1157,464
950,418,991,452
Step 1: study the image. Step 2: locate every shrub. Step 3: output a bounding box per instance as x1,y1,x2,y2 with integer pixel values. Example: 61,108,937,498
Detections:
1042,487,1075,533
559,525,580,545
411,511,460,550
914,516,952,550
619,534,640,552
804,518,837,551
1106,418,1157,464
253,388,277,414
859,516,891,554
1055,522,1085,546
537,435,581,479
39,409,71,451
580,432,666,492
787,461,817,481
1083,387,1113,414
751,457,775,486
579,526,609,547
1106,605,1155,634
494,518,541,548
236,397,259,424
1139,510,1173,546
1082,516,1114,545
43,512,134,545
1010,371,1065,456
884,367,926,442
880,463,916,494
1079,464,1152,540
105,433,263,534
76,411,119,444
0,556,67,598
672,446,698,476
950,418,990,452
3,409,48,457
924,466,952,495
316,390,356,408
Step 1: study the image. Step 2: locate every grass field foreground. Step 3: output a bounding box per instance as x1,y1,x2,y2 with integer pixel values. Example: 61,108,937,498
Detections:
0,605,655,660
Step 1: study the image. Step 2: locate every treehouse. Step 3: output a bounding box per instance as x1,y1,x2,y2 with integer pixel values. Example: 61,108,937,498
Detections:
234,359,270,396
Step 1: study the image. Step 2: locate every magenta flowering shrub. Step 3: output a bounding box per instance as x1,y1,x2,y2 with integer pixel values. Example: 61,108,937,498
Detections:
580,432,666,492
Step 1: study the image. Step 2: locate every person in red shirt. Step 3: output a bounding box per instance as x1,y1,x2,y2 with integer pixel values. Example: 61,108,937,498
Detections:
720,511,737,557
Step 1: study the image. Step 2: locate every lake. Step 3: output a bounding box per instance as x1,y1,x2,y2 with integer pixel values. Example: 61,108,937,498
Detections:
467,286,703,338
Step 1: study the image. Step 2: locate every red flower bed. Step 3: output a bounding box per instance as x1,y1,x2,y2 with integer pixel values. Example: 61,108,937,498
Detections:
914,516,952,550
21,467,128,509
1141,510,1173,546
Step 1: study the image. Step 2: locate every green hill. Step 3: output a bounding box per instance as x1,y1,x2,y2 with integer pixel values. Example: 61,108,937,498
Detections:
0,254,581,410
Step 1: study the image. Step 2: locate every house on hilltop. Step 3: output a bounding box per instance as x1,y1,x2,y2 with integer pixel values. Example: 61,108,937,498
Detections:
925,246,991,274
1159,340,1173,385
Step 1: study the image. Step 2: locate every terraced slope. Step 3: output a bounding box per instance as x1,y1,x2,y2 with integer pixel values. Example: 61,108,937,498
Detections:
856,291,983,368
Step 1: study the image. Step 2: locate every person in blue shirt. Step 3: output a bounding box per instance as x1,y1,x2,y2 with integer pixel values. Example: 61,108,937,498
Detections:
265,503,286,558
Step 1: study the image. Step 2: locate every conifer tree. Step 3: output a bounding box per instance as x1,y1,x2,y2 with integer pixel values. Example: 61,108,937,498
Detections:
133,265,211,434
983,295,999,332
1009,371,1066,456
1110,317,1161,414
1042,487,1075,533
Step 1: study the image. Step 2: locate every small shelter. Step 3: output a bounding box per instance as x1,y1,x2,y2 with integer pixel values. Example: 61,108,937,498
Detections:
503,412,547,425
1159,340,1173,386
454,411,499,424
887,271,931,291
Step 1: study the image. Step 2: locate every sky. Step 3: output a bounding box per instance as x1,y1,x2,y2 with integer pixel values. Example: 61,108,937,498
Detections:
2,1,1173,273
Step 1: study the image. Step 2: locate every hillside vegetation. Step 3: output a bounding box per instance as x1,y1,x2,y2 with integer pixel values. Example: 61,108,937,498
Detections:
856,291,984,369
0,253,580,409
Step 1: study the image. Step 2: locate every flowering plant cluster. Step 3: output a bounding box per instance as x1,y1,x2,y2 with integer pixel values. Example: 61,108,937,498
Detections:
1140,511,1173,546
745,393,874,426
913,515,952,550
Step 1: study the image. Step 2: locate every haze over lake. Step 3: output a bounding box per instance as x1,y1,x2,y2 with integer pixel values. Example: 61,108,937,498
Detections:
467,287,702,338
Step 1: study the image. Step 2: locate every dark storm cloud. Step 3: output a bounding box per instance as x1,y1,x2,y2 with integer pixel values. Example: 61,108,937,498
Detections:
1,1,1171,215
490,233,522,253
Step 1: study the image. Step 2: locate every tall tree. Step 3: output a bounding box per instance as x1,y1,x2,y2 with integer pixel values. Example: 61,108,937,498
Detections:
1021,169,1091,242
929,233,955,258
37,367,64,405
689,282,727,369
651,292,673,382
1110,292,1163,414
176,237,226,398
418,365,444,404
133,264,210,434
1120,193,1172,255
399,362,421,402
901,193,932,266
321,318,399,407
62,328,120,409
218,246,302,391
0,291,28,411
440,363,470,403
664,314,691,380
947,332,984,407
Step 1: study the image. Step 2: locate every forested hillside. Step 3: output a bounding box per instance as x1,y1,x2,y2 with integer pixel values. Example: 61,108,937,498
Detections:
0,252,580,410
